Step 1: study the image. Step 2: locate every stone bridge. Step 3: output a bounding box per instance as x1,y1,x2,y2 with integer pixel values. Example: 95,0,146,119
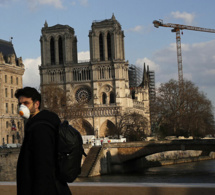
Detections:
83,139,215,177
104,139,215,163
1,139,215,180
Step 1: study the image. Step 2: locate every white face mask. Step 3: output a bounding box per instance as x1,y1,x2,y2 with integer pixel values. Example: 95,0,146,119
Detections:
19,104,30,119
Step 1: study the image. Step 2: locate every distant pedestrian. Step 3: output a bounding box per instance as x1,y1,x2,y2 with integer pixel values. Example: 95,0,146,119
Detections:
15,87,71,195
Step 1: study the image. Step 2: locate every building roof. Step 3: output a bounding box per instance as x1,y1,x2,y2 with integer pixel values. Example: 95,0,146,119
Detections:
92,14,121,29
0,39,17,58
42,21,75,34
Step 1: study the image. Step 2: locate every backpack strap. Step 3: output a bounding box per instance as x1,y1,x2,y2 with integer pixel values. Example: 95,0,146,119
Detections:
30,120,88,157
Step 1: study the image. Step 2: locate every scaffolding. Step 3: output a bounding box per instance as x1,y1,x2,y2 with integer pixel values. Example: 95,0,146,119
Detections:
147,67,155,102
128,64,142,87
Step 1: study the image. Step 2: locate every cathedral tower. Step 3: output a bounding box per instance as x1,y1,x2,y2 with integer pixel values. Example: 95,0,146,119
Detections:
89,14,125,62
39,15,151,137
40,21,77,87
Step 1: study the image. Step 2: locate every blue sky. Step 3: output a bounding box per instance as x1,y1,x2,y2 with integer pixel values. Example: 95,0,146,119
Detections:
1,0,215,112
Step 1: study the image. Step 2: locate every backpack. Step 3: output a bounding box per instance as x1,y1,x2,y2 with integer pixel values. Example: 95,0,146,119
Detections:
57,120,86,182
30,120,86,183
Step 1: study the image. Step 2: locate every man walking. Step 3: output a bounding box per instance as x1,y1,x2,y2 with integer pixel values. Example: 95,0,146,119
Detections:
15,87,71,195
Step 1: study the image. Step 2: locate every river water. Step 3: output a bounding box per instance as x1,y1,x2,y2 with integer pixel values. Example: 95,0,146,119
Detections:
75,159,215,183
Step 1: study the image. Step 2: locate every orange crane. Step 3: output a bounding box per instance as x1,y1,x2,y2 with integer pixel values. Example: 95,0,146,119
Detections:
153,20,215,89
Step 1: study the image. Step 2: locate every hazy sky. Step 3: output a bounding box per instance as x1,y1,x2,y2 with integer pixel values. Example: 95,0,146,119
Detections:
1,0,215,111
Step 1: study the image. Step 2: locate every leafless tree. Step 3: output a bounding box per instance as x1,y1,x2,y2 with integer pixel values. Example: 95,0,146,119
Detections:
41,85,85,125
112,111,148,141
154,79,215,138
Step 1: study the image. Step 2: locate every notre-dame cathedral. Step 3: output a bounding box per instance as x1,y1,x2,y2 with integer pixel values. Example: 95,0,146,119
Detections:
39,14,152,137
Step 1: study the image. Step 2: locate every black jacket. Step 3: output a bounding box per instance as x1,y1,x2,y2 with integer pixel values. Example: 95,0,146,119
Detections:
17,110,72,195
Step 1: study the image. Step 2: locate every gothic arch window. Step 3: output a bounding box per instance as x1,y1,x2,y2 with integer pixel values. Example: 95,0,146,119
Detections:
110,92,115,104
73,69,77,81
58,36,64,64
107,32,112,60
49,71,55,82
100,67,105,79
99,33,104,61
107,66,113,78
73,68,91,81
59,71,64,82
50,37,55,65
102,92,107,104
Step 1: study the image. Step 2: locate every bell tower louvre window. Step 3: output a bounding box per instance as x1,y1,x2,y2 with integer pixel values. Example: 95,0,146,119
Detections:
50,37,55,65
58,36,64,64
107,32,112,60
99,33,104,61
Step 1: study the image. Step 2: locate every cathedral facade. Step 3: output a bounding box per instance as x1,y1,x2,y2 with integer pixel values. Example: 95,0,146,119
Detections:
0,39,25,145
39,15,151,137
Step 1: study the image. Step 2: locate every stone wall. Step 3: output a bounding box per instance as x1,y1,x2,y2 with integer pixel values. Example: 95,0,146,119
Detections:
0,146,91,182
0,148,19,181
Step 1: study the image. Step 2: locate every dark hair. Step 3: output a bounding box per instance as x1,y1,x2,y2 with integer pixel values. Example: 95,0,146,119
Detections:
15,87,41,109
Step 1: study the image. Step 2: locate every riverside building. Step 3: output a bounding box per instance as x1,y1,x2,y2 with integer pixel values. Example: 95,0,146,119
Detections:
0,39,25,145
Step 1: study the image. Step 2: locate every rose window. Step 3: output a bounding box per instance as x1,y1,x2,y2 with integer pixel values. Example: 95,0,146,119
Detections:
75,88,91,103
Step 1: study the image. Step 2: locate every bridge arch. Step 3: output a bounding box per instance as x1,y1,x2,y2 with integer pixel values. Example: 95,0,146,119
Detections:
108,140,215,163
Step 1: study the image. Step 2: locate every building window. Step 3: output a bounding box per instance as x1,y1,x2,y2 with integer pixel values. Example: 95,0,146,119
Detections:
16,77,18,85
12,135,15,143
6,121,9,128
7,135,9,144
58,36,64,64
131,90,135,99
99,67,105,79
102,93,107,104
6,103,8,113
5,75,7,83
11,76,13,84
12,104,14,114
99,33,104,61
107,32,112,60
5,88,7,97
11,89,13,98
50,37,55,65
110,92,115,104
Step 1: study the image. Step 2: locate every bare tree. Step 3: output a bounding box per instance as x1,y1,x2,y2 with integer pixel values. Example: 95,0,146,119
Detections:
155,79,215,138
41,85,85,124
112,111,148,141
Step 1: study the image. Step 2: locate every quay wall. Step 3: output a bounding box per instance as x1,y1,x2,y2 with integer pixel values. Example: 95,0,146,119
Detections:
1,143,215,181
0,149,19,181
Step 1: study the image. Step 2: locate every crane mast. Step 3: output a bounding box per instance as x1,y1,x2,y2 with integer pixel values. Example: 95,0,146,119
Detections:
153,20,215,90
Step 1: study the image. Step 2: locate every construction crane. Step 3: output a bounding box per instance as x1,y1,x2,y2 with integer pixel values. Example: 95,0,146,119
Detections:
153,20,215,90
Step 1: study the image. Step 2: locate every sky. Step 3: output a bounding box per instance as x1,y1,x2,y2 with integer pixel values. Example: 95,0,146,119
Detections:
1,0,215,113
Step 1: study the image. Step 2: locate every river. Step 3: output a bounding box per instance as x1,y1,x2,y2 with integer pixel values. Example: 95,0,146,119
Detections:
75,159,215,183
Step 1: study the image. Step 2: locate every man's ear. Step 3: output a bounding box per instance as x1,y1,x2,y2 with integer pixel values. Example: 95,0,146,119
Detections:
34,101,40,110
